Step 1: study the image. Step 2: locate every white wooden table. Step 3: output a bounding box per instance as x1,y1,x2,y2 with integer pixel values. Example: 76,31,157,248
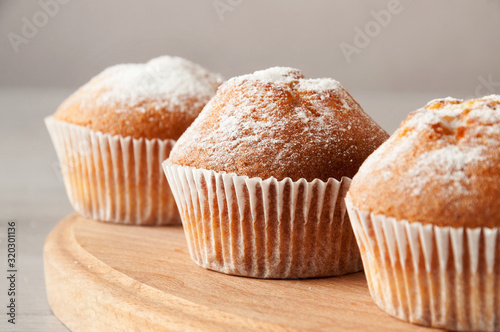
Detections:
0,88,446,331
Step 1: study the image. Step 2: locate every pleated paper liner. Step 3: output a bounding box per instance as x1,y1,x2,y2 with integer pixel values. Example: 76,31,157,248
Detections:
345,194,500,331
163,161,362,279
45,116,180,225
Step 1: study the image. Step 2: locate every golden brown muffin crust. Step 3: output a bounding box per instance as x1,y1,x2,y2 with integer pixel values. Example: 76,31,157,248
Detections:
349,96,500,228
54,56,223,140
168,67,389,182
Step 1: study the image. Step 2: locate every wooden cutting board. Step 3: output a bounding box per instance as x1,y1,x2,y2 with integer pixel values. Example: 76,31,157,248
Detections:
44,213,435,331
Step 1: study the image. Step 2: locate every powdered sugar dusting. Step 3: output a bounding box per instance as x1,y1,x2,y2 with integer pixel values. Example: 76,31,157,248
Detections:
180,69,363,153
357,95,500,197
296,78,341,92
170,67,389,180
425,96,461,106
408,145,486,196
227,67,341,93
409,96,499,130
76,55,223,115
232,67,303,84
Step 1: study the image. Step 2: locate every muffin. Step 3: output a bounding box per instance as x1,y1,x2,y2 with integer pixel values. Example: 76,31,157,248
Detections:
46,56,223,225
163,67,389,278
346,96,500,330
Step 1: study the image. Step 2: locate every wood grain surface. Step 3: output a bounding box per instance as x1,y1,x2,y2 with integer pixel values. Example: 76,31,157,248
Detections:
1,89,433,332
43,213,437,331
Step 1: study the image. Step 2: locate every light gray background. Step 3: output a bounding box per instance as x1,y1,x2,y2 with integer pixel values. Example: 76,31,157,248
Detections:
2,0,500,94
1,1,499,331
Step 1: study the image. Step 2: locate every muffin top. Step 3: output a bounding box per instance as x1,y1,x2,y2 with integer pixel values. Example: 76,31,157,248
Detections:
168,67,389,182
349,95,500,228
54,56,223,140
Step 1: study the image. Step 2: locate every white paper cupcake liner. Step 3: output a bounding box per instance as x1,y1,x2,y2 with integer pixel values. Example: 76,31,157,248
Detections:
45,116,180,225
163,162,362,279
345,194,500,331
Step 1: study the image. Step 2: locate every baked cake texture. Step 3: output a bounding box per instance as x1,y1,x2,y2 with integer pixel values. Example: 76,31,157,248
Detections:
169,67,388,181
54,55,223,140
164,67,389,278
346,95,500,330
47,56,223,225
